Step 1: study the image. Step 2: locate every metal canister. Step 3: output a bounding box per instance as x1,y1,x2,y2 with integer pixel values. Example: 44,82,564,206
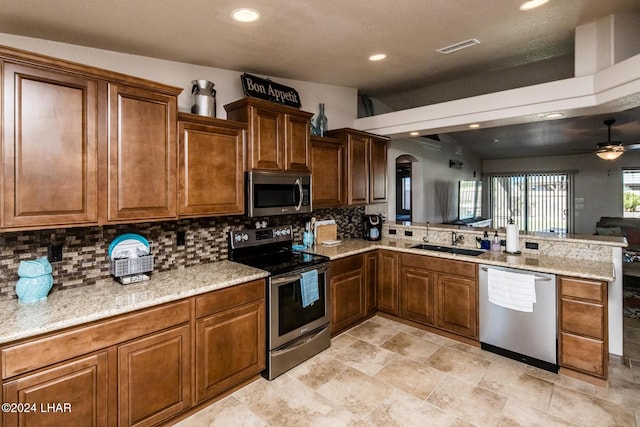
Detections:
190,79,216,117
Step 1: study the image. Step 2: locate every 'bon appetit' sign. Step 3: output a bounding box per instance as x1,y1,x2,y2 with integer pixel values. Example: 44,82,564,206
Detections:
240,73,301,108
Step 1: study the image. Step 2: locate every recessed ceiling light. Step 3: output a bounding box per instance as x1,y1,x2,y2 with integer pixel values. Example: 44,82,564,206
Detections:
469,124,480,128
231,8,260,22
410,131,420,136
369,53,387,61
519,0,549,11
545,112,564,119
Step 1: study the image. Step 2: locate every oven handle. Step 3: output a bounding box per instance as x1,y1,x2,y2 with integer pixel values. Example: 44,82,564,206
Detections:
295,177,303,211
270,264,329,286
271,327,328,356
271,274,302,285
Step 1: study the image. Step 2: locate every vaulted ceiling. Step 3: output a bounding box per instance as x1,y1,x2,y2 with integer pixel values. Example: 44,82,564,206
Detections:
2,0,640,159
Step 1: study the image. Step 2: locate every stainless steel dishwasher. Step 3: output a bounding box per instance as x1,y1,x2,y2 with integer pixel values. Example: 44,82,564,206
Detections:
479,264,557,372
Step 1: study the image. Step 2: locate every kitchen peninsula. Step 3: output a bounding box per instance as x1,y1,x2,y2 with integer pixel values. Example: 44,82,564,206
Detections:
307,221,624,387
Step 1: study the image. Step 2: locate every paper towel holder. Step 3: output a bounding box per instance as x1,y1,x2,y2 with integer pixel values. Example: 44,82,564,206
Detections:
504,218,522,255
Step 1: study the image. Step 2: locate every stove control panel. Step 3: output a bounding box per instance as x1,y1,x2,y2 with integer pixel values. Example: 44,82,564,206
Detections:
229,225,293,249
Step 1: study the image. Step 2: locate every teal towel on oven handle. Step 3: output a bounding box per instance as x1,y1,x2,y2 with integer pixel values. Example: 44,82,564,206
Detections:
300,269,319,308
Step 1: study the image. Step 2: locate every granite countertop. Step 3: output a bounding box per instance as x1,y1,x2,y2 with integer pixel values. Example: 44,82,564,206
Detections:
390,221,628,248
308,238,615,282
0,261,268,346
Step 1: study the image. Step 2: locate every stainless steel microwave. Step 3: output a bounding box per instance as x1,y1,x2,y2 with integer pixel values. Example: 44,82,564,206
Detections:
246,171,312,217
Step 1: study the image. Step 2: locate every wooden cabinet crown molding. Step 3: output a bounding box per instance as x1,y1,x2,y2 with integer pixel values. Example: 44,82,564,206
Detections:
0,44,183,95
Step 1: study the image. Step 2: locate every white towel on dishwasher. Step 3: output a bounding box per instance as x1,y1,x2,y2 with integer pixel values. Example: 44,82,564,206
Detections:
487,268,536,312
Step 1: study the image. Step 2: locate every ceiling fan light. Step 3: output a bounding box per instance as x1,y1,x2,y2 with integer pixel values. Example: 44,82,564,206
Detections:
596,150,623,160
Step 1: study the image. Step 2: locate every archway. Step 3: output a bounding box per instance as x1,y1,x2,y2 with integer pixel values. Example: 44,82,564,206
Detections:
395,154,419,222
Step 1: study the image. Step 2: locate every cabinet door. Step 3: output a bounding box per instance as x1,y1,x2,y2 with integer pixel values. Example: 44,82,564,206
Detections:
284,113,310,172
310,137,345,208
248,105,283,171
195,300,265,402
107,83,177,221
377,250,399,315
330,254,365,334
3,353,108,427
2,62,98,228
347,133,370,205
365,251,378,315
435,273,478,338
118,325,190,427
400,267,434,325
178,120,244,216
369,138,387,203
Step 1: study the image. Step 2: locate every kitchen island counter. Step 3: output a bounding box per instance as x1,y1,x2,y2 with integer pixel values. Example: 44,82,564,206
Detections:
0,260,268,345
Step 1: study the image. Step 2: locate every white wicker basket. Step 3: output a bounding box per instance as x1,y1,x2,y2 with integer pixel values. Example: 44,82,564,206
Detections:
110,255,154,277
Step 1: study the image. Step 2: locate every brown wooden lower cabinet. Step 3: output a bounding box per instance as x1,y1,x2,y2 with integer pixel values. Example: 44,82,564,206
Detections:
434,273,477,338
1,279,266,427
330,254,366,334
364,251,378,315
558,276,608,379
377,250,399,315
2,352,109,427
195,300,265,402
399,266,434,325
118,325,191,427
397,252,477,339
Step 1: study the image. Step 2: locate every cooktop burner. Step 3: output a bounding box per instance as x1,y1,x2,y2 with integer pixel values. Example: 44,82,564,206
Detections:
228,226,329,275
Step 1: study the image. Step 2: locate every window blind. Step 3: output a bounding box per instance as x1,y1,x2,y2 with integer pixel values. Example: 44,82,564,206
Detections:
488,172,573,233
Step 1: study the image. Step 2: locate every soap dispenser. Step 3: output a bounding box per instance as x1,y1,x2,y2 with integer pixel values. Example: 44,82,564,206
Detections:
481,231,491,250
491,231,501,252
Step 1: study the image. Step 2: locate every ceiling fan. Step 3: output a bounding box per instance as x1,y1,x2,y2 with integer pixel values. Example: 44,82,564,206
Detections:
594,119,640,160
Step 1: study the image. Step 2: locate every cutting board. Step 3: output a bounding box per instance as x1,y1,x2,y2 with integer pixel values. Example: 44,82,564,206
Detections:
315,224,337,244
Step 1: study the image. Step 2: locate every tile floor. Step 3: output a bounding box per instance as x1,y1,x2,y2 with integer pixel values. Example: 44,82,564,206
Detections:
175,316,640,426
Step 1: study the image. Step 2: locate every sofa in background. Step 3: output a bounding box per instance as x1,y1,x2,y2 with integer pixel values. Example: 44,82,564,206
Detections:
595,217,640,249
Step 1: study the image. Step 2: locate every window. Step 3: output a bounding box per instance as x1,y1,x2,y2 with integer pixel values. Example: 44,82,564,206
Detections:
488,172,573,233
458,180,482,220
623,169,640,218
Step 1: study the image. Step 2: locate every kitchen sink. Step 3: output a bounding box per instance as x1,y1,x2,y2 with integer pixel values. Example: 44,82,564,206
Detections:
410,244,485,257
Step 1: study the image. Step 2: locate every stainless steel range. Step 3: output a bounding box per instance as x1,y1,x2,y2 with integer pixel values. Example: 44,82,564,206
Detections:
228,225,331,380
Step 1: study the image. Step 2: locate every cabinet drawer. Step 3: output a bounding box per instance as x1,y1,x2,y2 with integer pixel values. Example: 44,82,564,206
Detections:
560,297,604,339
401,253,476,278
195,279,265,319
559,277,605,302
560,331,606,377
2,300,190,379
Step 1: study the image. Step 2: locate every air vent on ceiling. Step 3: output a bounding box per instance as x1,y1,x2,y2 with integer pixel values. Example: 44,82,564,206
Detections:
437,38,480,54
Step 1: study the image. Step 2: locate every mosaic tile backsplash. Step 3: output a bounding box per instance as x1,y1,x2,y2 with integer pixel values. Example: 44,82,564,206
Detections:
0,206,365,301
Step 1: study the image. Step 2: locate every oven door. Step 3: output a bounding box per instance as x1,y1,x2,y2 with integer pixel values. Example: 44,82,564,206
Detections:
246,171,311,217
268,263,330,350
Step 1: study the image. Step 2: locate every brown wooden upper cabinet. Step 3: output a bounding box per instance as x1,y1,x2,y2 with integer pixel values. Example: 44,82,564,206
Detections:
177,113,246,217
105,83,179,222
310,136,345,208
224,98,312,172
326,128,388,205
0,45,182,230
2,61,99,229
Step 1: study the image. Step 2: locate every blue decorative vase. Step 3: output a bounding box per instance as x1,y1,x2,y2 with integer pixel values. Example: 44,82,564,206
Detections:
303,231,314,248
16,257,53,303
315,103,327,137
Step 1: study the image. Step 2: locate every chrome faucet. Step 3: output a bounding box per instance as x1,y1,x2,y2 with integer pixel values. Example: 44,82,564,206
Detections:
423,222,430,243
451,231,464,247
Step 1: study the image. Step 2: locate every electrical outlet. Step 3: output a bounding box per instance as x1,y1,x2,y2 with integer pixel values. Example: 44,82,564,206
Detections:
48,244,63,263
177,231,186,246
389,229,396,235
525,241,539,250
404,230,413,237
